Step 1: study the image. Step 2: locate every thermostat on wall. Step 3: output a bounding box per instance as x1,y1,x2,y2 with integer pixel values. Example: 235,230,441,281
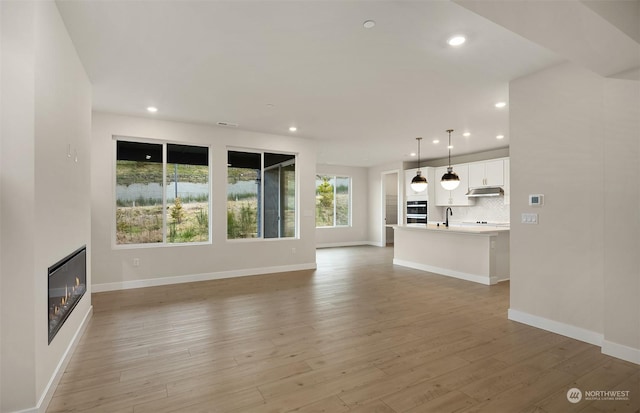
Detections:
529,194,544,206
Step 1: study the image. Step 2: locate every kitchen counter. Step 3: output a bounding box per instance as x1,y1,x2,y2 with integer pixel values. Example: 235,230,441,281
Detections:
402,223,510,235
393,224,510,285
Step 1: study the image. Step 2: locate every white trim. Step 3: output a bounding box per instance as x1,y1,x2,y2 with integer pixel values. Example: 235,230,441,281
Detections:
493,276,511,284
35,306,93,413
602,340,640,365
393,258,492,285
508,308,604,347
92,263,317,292
10,407,37,413
508,309,639,365
316,241,371,249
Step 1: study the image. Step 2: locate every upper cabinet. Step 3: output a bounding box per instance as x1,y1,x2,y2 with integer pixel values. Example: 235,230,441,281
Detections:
434,164,474,206
468,159,505,188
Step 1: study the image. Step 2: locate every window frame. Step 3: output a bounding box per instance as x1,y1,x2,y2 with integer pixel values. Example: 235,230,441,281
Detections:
112,136,212,249
315,174,352,228
226,147,299,241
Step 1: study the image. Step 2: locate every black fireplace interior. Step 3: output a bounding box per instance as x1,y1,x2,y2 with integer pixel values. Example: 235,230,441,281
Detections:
48,246,87,344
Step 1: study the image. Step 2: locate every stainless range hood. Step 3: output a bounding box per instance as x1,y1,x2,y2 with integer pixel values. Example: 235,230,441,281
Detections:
466,187,504,197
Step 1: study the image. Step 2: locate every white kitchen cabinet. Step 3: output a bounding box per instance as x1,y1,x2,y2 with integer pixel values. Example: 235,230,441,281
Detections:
434,164,474,206
469,159,504,188
405,167,430,199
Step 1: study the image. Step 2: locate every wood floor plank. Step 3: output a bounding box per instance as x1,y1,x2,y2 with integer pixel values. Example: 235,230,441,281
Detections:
382,357,510,412
338,355,469,408
46,246,639,413
403,390,479,413
284,395,349,413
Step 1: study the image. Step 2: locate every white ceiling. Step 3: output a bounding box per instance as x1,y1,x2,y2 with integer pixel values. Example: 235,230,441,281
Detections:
56,0,569,167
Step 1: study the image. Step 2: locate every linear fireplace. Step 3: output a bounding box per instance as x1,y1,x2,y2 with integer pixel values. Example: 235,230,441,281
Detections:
48,246,86,344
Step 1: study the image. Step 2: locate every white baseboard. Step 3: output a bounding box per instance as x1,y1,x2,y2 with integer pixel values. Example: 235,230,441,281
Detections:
93,262,317,292
508,308,604,347
393,258,492,285
11,407,37,413
602,339,640,365
34,306,93,413
316,241,371,249
508,309,639,365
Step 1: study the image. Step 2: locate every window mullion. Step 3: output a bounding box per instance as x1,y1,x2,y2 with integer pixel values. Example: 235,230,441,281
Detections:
259,152,265,238
162,143,167,244
333,176,338,227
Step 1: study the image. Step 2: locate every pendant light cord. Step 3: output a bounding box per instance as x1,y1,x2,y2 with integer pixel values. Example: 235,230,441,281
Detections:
417,137,422,171
446,129,454,169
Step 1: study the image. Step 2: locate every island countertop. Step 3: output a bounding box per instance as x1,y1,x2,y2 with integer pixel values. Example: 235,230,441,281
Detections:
393,224,510,285
394,223,510,235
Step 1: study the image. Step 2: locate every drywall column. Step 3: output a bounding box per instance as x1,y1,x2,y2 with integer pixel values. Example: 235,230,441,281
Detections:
1,1,92,411
510,61,640,363
509,62,606,344
602,78,640,362
1,1,38,410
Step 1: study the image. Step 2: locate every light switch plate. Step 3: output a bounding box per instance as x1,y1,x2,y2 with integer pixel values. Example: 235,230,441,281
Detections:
521,213,538,224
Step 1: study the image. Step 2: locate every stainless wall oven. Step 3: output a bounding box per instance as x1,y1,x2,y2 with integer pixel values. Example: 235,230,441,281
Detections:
406,200,427,224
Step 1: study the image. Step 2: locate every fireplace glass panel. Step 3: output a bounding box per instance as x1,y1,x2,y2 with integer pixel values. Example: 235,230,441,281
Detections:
48,246,87,344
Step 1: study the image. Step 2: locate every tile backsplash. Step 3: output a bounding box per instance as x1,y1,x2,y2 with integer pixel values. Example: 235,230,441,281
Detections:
434,196,510,223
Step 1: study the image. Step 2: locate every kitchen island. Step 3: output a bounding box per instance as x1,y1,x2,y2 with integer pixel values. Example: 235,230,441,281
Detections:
393,224,509,285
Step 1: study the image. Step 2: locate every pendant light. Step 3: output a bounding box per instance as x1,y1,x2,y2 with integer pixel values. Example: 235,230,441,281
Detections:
441,129,460,190
410,137,428,192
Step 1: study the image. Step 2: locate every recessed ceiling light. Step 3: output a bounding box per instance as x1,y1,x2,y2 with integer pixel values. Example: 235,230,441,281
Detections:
447,36,466,46
463,132,471,137
432,139,440,144
495,102,507,108
363,20,376,29
147,106,158,113
289,126,297,132
410,152,417,157
448,145,454,149
496,135,505,139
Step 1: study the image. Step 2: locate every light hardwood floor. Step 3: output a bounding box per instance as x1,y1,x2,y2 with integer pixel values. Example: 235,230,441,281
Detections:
48,246,639,413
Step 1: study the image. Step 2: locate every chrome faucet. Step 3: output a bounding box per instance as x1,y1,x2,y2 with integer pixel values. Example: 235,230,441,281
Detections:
445,207,453,227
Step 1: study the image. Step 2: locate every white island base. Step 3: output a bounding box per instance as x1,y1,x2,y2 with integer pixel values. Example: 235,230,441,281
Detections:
393,225,510,285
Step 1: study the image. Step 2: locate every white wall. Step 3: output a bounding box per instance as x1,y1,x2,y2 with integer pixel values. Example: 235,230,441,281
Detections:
315,164,369,247
91,113,317,290
1,1,92,411
509,61,639,363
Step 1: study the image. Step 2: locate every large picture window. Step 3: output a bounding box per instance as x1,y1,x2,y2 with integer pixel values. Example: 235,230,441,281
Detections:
315,175,351,227
115,140,209,245
227,150,296,239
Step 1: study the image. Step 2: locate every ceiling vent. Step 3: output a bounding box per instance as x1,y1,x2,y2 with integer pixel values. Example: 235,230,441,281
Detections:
216,121,239,128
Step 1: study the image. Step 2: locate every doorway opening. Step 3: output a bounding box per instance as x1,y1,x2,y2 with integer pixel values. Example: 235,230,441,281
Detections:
381,170,400,246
